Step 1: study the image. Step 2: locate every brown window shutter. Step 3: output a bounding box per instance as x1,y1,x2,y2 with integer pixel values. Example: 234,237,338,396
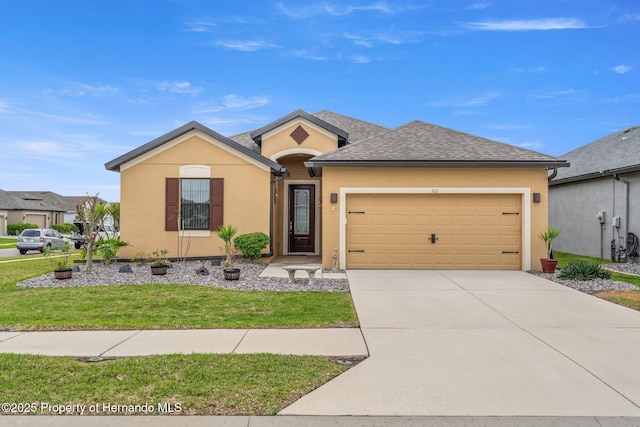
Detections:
165,178,179,231
210,178,224,231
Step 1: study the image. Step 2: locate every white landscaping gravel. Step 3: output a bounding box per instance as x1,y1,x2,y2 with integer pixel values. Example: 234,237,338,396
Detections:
16,261,349,292
530,262,640,294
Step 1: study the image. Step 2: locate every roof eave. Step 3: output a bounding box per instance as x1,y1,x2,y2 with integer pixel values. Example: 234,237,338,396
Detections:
305,160,570,169
550,164,640,186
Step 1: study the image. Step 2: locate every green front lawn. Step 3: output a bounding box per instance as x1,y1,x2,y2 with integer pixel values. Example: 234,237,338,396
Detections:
0,258,358,331
0,353,347,415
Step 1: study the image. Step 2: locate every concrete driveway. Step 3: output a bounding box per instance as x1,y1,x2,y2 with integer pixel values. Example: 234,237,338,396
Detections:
281,270,640,416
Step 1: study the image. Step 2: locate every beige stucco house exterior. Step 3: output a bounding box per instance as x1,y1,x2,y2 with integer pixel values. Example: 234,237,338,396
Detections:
106,110,567,271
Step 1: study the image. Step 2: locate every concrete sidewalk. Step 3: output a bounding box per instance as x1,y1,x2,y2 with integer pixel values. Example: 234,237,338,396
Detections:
0,328,368,357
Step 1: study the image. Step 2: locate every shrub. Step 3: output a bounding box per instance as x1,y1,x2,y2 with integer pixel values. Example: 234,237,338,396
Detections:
7,223,38,236
234,232,270,260
94,238,129,265
558,260,611,281
52,223,78,234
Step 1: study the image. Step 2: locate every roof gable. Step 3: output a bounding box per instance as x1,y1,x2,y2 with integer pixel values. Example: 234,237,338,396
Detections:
309,120,566,167
552,126,640,183
249,109,349,147
105,121,287,175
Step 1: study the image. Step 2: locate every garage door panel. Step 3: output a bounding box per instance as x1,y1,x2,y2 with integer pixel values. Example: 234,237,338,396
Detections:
346,193,521,270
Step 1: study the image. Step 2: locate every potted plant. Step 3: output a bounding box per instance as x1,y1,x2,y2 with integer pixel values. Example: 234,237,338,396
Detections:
150,249,169,275
215,224,240,280
538,227,561,273
44,242,73,280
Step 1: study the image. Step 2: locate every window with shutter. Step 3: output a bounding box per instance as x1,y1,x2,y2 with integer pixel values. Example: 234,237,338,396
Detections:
165,178,223,231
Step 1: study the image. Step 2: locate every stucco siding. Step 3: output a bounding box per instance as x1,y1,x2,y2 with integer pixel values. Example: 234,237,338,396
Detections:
321,167,550,270
119,133,272,259
550,171,640,259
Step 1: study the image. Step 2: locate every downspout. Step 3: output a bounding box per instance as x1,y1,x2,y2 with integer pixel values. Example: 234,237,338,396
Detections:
547,167,558,181
614,174,630,250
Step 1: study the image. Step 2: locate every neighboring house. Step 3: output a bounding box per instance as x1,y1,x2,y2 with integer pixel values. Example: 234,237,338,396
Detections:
105,109,567,271
0,189,67,234
549,126,640,260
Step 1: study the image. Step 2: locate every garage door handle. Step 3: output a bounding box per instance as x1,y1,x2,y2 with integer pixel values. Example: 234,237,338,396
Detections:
502,212,519,215
348,249,365,253
348,211,365,214
502,251,520,254
430,233,438,244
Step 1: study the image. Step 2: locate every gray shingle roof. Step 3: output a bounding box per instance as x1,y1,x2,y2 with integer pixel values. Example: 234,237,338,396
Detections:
552,126,640,184
312,110,389,143
309,120,566,166
0,190,66,212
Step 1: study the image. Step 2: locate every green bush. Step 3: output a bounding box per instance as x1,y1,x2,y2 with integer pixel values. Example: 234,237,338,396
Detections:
94,238,129,265
558,260,611,281
52,223,78,234
7,223,38,236
234,232,270,260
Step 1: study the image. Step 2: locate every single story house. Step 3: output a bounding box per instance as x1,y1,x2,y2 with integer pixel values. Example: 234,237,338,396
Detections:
549,125,640,260
105,110,567,271
0,189,67,234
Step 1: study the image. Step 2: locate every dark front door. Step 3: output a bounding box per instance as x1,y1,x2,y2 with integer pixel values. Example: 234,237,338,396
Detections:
289,184,315,252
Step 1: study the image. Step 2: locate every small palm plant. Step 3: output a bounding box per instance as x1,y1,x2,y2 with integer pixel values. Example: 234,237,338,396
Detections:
538,227,561,259
215,224,239,268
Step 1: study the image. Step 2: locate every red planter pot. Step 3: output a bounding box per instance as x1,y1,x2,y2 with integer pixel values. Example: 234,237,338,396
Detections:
540,258,558,273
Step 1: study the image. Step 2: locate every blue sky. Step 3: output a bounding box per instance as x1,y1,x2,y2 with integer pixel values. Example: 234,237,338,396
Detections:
1,0,638,202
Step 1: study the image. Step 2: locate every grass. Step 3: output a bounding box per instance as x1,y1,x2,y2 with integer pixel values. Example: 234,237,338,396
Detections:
0,237,17,249
0,353,347,415
0,258,358,331
554,251,640,310
0,256,360,415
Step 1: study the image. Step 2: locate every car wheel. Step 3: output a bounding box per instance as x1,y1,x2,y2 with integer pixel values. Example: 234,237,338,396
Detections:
75,242,82,249
19,249,27,255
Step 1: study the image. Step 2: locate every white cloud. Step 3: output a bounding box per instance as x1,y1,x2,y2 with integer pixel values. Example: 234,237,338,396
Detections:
430,92,501,108
350,54,372,63
620,14,640,22
222,94,269,110
343,32,409,47
465,3,491,11
184,21,216,32
291,50,330,61
462,17,588,31
213,40,279,51
19,141,77,158
508,66,547,74
277,2,421,19
156,81,203,95
613,64,631,74
531,89,578,99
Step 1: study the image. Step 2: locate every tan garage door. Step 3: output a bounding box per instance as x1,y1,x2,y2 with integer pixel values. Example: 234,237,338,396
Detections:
346,193,521,270
25,214,46,228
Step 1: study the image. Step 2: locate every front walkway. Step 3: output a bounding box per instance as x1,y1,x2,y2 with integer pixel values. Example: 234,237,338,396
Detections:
282,270,640,416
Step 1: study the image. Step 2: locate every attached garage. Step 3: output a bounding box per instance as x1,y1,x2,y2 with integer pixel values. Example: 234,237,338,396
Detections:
25,213,46,228
346,193,521,270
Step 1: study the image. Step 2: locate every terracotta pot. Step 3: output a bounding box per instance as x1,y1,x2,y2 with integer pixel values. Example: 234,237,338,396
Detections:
151,265,168,275
223,268,241,281
540,258,558,273
54,269,73,280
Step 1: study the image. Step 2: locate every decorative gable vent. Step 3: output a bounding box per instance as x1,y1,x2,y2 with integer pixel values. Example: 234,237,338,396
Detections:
290,125,310,145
